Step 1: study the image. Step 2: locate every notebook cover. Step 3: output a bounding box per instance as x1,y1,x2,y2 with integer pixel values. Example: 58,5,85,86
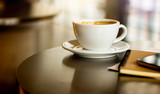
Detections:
119,50,160,78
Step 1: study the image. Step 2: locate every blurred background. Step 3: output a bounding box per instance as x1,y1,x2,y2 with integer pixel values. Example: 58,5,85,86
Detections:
0,0,160,93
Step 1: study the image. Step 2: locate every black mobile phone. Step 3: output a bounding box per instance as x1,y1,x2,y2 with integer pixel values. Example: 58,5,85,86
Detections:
137,53,160,71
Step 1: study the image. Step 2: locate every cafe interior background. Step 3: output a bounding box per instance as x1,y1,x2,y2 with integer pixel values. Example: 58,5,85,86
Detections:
0,0,160,93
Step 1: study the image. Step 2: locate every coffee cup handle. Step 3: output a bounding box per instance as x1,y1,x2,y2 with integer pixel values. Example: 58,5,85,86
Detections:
113,24,127,43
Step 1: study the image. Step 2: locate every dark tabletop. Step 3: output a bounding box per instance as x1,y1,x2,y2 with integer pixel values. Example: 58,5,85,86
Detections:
17,41,160,94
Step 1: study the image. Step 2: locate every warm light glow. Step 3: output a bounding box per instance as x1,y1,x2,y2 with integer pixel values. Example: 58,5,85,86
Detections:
53,0,106,27
0,18,19,26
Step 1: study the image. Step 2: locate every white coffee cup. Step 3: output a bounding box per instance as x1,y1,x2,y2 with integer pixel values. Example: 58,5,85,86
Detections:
73,18,127,51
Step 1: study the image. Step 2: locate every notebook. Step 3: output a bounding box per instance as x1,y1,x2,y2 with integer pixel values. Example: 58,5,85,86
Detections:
119,50,160,78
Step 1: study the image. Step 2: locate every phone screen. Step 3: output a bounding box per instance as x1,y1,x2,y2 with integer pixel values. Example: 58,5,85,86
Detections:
137,53,160,71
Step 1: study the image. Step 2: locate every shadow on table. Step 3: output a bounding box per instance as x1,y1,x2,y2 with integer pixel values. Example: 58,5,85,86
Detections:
63,55,120,94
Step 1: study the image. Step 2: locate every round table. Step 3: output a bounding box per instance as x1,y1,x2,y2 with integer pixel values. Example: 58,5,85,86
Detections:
17,41,160,94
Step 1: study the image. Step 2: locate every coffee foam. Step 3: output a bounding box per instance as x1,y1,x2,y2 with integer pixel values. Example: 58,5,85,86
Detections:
73,19,118,25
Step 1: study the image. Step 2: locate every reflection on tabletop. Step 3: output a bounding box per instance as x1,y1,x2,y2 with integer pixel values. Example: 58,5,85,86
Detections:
63,55,119,94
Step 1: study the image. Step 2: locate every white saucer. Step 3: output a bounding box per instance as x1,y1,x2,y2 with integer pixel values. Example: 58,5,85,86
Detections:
62,40,130,58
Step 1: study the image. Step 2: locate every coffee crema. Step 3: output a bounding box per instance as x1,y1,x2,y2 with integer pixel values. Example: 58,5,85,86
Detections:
81,21,117,25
